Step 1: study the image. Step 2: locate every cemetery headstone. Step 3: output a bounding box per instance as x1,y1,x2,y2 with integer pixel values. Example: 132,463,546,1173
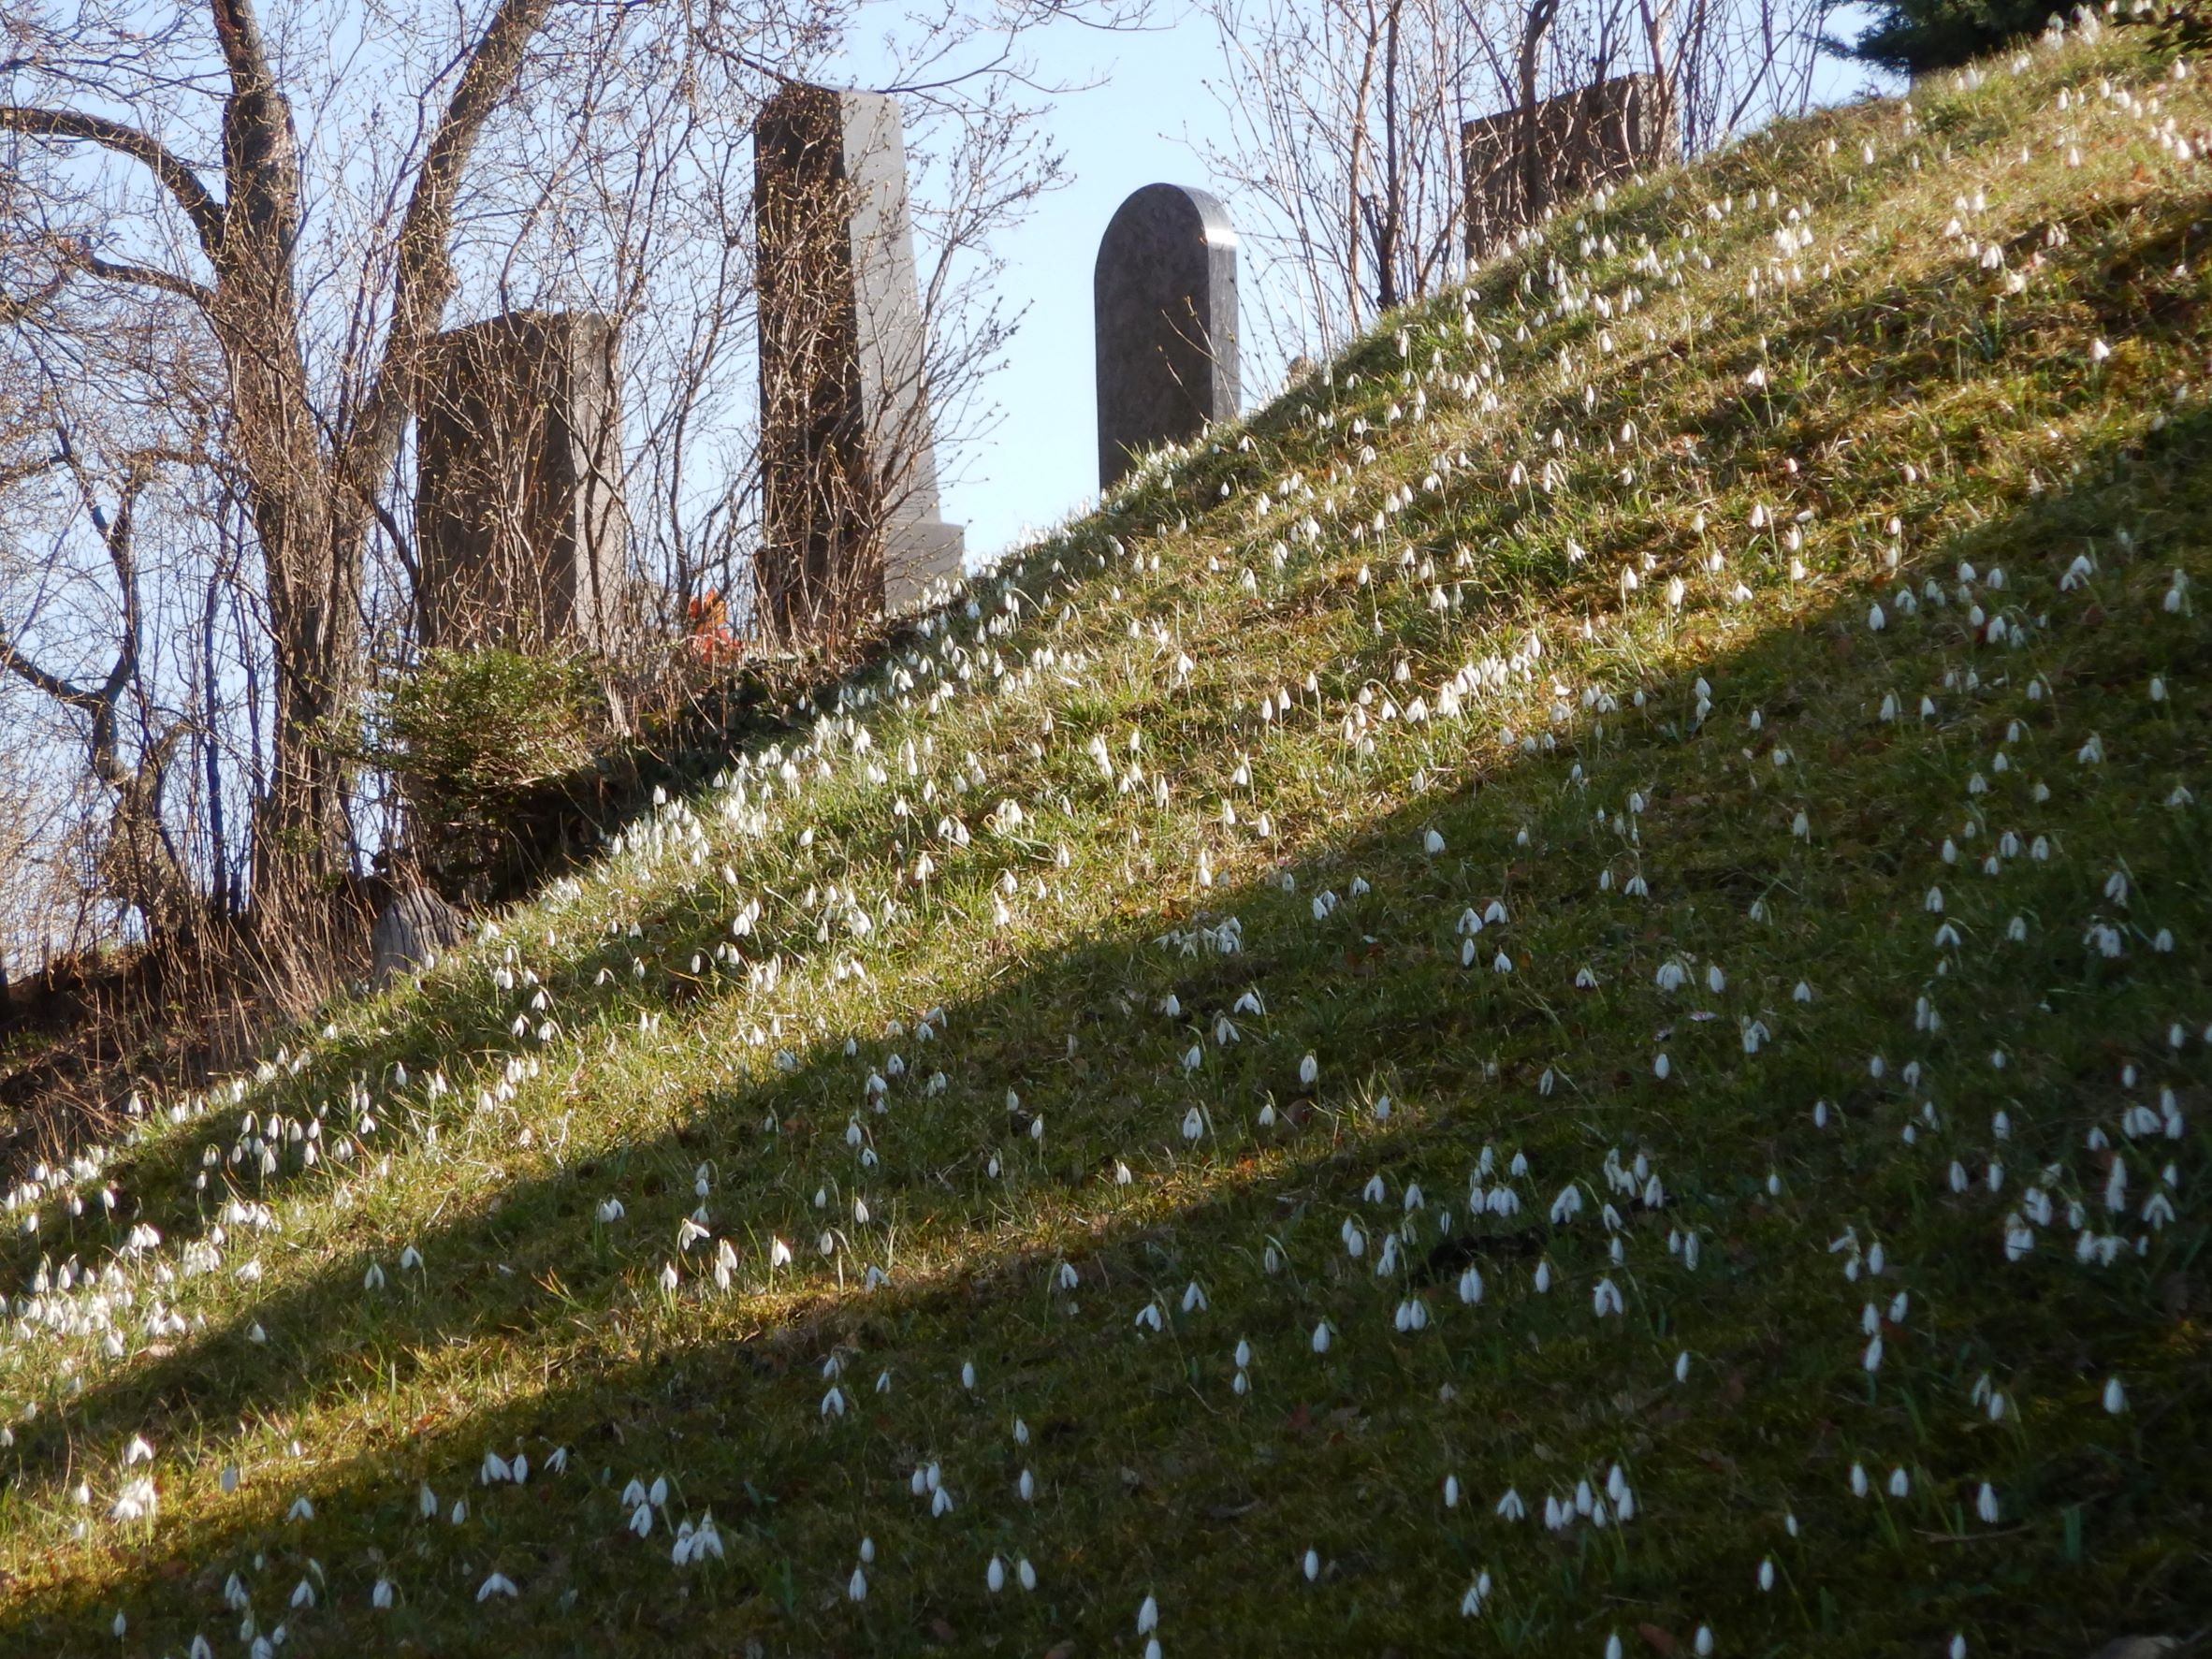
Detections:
1094,183,1239,491
1461,75,1670,260
754,83,963,637
415,310,627,653
370,886,469,985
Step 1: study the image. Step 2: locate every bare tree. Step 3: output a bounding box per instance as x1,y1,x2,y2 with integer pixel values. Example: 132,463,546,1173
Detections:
1201,0,1826,365
0,0,1100,981
1201,0,1488,362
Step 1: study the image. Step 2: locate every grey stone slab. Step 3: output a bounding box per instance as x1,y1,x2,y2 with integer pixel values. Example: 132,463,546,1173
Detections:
1095,183,1239,491
370,886,468,985
415,310,627,654
1462,75,1671,260
754,84,964,636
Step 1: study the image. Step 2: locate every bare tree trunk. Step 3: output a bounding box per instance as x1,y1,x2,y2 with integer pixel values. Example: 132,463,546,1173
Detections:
1376,0,1404,311
1518,0,1561,225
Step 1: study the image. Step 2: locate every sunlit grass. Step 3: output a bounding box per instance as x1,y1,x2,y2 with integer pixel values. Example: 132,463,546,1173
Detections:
2,27,2208,1656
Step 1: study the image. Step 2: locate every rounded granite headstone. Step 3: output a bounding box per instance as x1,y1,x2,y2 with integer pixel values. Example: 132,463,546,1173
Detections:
1094,183,1239,491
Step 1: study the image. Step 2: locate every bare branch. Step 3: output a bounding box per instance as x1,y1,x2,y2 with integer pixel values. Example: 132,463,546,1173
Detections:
343,0,556,484
0,104,226,257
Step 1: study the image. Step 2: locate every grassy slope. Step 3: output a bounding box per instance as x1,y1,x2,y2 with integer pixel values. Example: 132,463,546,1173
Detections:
5,29,2211,1658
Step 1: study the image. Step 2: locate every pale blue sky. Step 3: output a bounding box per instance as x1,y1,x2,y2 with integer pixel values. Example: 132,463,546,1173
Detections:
849,9,1890,562
930,15,1239,558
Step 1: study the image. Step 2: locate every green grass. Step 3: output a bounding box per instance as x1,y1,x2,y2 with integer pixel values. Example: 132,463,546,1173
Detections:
4,27,2211,1657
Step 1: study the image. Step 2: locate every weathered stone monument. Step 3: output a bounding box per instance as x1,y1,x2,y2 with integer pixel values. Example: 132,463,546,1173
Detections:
1094,184,1239,491
754,83,964,638
1461,75,1671,260
415,310,627,653
370,884,469,985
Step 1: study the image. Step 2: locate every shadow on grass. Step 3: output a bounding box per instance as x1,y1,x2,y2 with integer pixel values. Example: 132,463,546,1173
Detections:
3,387,2208,1654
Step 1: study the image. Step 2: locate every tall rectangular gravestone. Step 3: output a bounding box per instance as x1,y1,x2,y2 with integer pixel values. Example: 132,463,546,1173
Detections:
415,310,627,654
1461,75,1670,261
1094,183,1239,491
754,84,963,639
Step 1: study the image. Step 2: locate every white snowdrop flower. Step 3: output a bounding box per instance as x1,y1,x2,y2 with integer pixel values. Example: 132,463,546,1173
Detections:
1299,1053,1319,1085
597,1198,626,1223
2077,733,2104,764
371,1578,396,1608
2089,338,2111,362
1424,829,1447,855
1138,1594,1160,1635
1695,1628,1715,1656
1181,1106,1205,1142
1592,1277,1623,1317
476,1571,518,1602
1534,1260,1552,1293
1496,1486,1526,1521
1654,1053,1671,1081
1459,1266,1484,1303
1868,603,1886,632
1758,1558,1775,1592
1863,1333,1884,1372
1312,1319,1332,1354
1975,1484,2000,1524
2103,1376,2127,1414
1888,1467,1911,1498
849,1565,869,1602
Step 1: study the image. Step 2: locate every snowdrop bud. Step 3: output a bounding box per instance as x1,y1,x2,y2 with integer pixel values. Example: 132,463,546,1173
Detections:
2103,1376,2127,1414
1695,1629,1715,1656
849,1566,868,1602
1138,1594,1160,1635
1312,1319,1332,1354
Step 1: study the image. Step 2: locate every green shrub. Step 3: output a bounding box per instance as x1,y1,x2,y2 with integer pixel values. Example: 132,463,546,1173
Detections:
359,648,604,895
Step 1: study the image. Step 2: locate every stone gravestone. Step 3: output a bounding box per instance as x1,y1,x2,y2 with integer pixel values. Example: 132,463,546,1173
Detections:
415,310,628,653
1461,75,1670,261
370,885,469,986
754,83,964,638
1094,184,1239,491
